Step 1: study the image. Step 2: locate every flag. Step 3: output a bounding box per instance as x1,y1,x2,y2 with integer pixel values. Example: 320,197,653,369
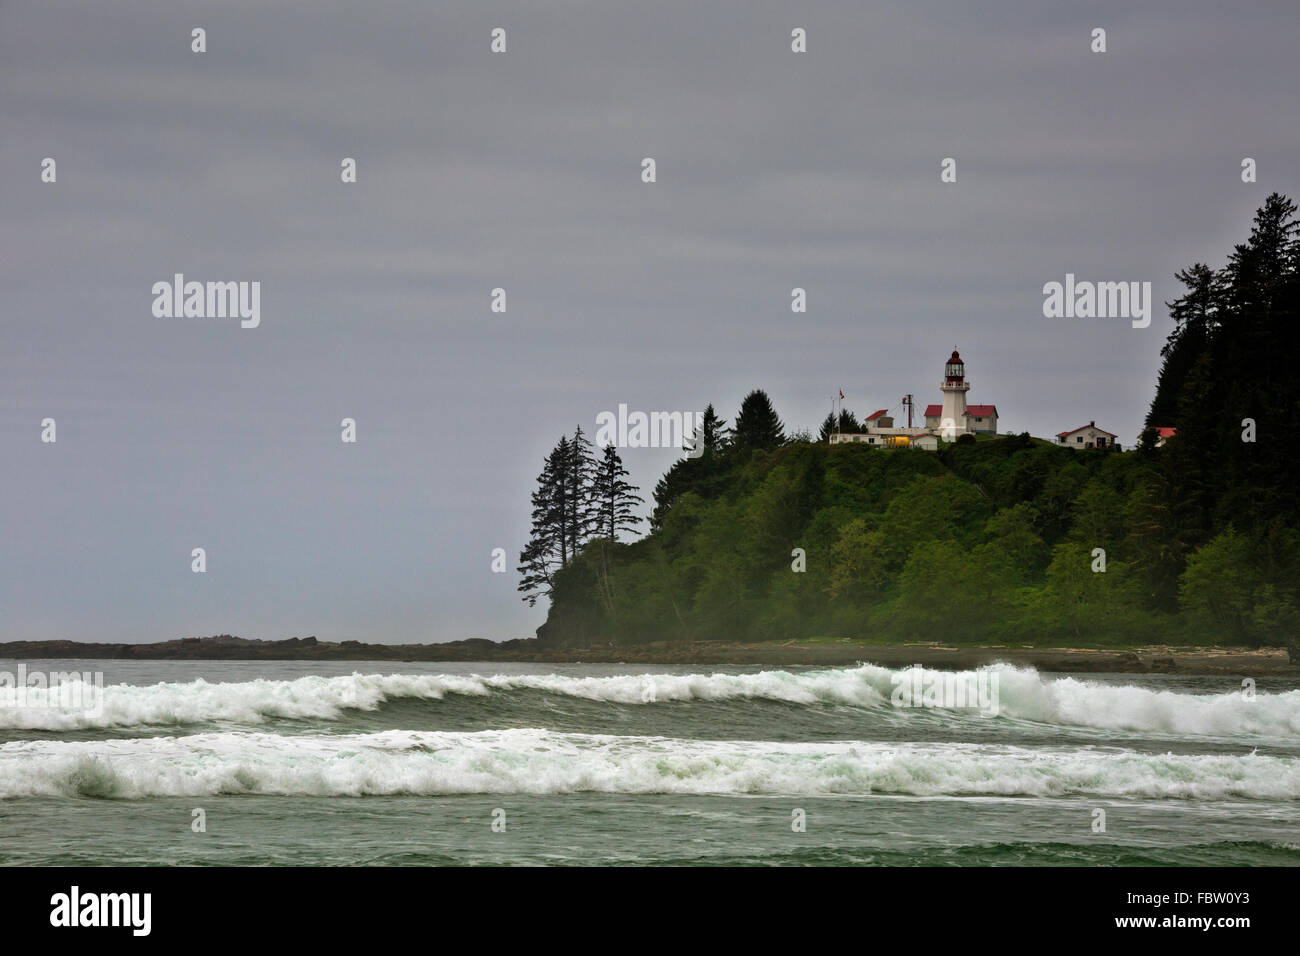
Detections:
839,389,845,400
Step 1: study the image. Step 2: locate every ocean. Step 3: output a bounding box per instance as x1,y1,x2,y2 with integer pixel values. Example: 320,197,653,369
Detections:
1,659,1298,866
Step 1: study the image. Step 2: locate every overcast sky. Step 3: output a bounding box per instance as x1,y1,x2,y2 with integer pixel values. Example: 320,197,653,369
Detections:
2,1,1297,645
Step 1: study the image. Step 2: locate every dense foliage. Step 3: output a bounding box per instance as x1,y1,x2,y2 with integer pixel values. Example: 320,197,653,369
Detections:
533,197,1300,652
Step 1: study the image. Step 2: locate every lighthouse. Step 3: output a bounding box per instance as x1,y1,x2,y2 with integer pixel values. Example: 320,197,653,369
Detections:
939,349,970,435
829,347,1000,449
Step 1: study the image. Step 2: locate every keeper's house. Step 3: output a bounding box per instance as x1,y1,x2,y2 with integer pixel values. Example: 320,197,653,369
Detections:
1056,421,1120,451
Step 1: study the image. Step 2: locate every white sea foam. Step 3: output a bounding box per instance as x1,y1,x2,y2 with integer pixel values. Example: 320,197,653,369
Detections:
2,666,1297,740
1,730,1295,800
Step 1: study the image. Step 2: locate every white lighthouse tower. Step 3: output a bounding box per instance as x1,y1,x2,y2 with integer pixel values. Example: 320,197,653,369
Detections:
939,349,970,436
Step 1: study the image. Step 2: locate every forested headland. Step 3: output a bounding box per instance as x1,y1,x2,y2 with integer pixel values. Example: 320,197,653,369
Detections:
520,195,1300,656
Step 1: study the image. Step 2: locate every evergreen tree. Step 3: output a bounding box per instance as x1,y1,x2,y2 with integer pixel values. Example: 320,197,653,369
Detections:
518,427,599,606
650,469,685,531
592,443,644,540
692,403,731,455
732,389,785,451
1159,193,1300,534
819,408,861,441
818,412,836,443
517,439,567,606
651,404,731,530
1146,263,1219,428
1221,192,1300,314
566,425,598,548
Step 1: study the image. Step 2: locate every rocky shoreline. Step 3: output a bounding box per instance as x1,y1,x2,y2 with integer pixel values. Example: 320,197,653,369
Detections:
1,634,1296,676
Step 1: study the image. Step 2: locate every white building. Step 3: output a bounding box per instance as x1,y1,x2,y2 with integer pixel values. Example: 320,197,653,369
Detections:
829,349,997,450
1056,421,1119,451
921,350,998,436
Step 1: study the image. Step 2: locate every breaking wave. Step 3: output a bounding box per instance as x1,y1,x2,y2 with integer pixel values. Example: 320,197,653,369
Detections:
2,666,1298,740
2,730,1296,800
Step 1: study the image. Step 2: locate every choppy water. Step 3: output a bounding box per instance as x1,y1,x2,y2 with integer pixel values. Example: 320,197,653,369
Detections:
2,658,1297,865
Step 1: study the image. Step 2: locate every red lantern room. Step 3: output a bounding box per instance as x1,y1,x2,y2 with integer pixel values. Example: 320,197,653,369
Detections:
944,350,965,384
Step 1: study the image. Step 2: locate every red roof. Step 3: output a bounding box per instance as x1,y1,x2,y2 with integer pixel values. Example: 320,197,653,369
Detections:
923,404,997,418
1154,427,1176,438
865,409,889,421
